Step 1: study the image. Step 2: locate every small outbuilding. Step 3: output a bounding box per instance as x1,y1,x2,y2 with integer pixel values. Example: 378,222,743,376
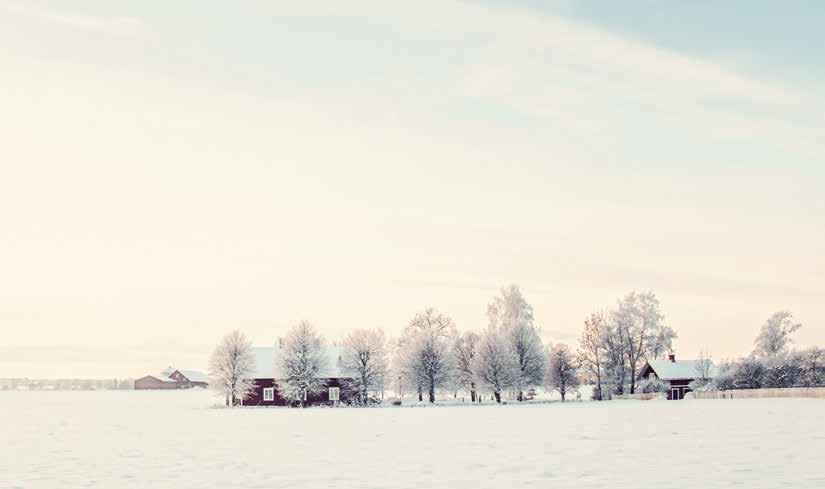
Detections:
639,354,717,400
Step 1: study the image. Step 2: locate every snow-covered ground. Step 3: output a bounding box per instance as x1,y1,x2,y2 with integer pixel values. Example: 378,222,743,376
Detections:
2,390,823,488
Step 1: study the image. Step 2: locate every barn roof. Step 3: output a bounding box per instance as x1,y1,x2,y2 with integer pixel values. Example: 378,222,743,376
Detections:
645,359,718,380
248,344,349,380
137,375,178,383
176,370,208,383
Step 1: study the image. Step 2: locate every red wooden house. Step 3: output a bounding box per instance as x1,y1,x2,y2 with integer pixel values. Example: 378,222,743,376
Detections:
639,354,717,400
244,344,354,406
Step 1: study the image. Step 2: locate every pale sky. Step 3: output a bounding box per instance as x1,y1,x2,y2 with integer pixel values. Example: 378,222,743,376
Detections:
1,1,823,378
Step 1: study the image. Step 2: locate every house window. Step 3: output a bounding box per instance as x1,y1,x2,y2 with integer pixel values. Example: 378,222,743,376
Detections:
328,387,340,401
263,387,274,401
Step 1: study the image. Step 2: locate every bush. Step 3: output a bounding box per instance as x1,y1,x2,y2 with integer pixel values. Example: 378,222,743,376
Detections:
638,378,669,394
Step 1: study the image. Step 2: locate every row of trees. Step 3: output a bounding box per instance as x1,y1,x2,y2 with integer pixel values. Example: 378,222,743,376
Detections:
209,285,592,406
700,312,823,391
209,286,819,407
576,291,675,399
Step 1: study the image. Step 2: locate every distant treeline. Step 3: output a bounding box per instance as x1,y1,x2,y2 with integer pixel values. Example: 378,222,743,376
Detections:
0,378,135,391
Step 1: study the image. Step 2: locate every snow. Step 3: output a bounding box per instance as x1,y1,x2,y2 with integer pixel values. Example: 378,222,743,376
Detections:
175,369,208,383
251,344,347,379
2,390,824,488
137,374,178,383
647,359,718,380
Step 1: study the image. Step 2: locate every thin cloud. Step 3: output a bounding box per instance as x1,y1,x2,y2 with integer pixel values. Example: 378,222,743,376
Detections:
0,1,144,36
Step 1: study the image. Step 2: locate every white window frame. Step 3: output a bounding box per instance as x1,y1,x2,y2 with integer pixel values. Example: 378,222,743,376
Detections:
263,387,275,402
328,386,340,402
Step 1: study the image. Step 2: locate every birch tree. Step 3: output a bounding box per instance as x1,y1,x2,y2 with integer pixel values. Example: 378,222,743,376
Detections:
454,331,480,402
208,330,256,407
341,328,388,405
488,285,545,401
473,327,514,403
546,343,580,402
279,321,328,407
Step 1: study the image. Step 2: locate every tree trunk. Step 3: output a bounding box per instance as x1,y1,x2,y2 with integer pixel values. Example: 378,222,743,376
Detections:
494,391,501,403
561,391,566,402
428,383,435,403
418,384,423,402
470,383,477,403
517,391,523,402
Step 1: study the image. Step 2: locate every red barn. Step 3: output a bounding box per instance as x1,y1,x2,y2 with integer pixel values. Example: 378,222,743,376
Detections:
134,368,208,390
244,344,354,406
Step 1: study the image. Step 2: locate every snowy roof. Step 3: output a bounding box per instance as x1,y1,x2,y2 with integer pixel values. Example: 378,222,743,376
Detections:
250,347,275,379
139,375,178,383
646,359,718,380
248,344,349,380
175,370,208,383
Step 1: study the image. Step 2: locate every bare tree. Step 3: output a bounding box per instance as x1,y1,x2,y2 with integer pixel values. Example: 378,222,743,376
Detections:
473,327,514,403
454,331,480,402
279,321,328,407
341,328,388,405
488,285,545,401
753,311,802,359
694,348,713,382
546,343,580,402
577,312,607,400
400,308,456,403
208,330,256,407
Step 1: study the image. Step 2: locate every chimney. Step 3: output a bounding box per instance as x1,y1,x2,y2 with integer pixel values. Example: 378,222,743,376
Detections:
668,354,676,362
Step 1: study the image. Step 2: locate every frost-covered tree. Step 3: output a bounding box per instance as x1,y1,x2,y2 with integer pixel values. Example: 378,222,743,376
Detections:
488,285,545,401
614,291,668,394
341,328,388,405
473,327,514,403
731,357,766,390
648,324,678,360
399,308,456,403
798,347,824,387
279,321,328,407
763,354,802,388
577,312,607,400
454,331,480,402
546,343,579,402
600,315,628,397
208,330,256,407
753,311,802,359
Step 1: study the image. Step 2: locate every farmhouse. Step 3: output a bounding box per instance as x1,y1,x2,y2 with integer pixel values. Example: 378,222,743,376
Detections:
134,368,208,390
245,343,354,406
639,354,717,400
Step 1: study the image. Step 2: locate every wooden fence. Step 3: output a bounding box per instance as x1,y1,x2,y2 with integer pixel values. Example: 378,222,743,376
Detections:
693,387,825,400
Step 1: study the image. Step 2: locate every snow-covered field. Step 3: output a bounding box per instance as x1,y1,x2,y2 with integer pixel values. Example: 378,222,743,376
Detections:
2,390,823,488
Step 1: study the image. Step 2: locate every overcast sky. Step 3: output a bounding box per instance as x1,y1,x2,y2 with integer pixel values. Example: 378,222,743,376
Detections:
1,1,823,378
